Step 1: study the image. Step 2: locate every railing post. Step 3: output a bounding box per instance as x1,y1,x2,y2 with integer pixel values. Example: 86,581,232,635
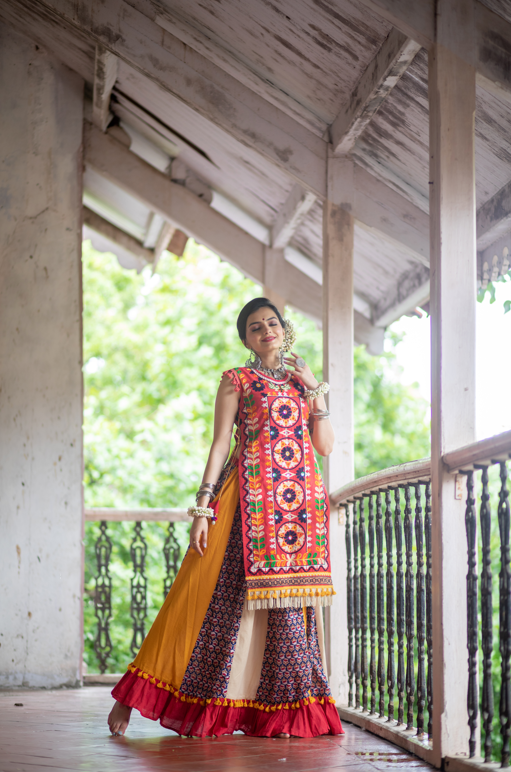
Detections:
323,151,354,704
429,0,477,763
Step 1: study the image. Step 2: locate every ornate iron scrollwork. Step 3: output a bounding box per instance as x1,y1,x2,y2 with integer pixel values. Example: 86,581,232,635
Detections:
163,522,181,599
93,520,113,674
130,521,148,659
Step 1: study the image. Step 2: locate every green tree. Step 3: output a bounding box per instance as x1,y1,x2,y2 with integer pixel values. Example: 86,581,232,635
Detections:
82,239,430,672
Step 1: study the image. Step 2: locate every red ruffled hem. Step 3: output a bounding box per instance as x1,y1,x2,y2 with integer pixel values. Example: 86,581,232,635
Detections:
112,667,344,738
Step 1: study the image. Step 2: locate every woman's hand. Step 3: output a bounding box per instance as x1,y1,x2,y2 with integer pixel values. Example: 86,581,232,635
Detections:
283,351,319,391
190,516,208,557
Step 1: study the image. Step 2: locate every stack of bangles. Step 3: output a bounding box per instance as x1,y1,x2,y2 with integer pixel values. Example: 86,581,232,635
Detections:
312,408,330,421
187,482,217,521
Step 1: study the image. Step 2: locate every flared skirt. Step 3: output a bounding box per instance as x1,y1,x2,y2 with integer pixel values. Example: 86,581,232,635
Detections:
112,471,343,738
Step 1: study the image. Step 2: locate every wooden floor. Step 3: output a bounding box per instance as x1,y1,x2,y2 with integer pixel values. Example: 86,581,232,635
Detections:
0,687,434,772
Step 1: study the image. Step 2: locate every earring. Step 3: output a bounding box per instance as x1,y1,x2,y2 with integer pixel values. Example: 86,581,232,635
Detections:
245,349,262,369
280,319,297,353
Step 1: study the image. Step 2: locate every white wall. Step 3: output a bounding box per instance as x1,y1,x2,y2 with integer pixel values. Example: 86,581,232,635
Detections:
0,26,84,687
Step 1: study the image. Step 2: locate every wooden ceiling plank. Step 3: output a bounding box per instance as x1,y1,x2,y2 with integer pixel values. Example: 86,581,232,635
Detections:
357,0,511,102
353,163,430,264
19,0,327,196
331,28,421,154
476,178,511,250
271,185,317,249
354,0,433,49
0,0,95,83
92,44,118,132
83,206,154,263
154,7,326,137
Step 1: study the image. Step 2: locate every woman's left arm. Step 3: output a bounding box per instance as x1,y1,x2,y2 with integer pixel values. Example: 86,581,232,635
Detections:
283,352,335,457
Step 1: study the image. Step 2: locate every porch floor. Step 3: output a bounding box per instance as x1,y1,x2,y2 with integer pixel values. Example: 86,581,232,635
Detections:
0,686,434,772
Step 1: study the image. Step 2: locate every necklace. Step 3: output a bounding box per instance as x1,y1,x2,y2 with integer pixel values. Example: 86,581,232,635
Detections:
254,365,288,380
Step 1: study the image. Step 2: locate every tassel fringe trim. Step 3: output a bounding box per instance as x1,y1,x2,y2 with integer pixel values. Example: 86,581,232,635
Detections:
246,586,335,611
127,665,336,711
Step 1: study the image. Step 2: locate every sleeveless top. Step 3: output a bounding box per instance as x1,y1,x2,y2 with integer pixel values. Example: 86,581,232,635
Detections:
223,367,335,611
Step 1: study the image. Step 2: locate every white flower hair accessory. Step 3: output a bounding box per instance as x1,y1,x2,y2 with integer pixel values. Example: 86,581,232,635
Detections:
280,319,297,352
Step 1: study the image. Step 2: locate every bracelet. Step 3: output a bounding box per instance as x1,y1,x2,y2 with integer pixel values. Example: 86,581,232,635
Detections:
312,410,330,421
304,382,330,400
196,490,215,502
187,506,217,522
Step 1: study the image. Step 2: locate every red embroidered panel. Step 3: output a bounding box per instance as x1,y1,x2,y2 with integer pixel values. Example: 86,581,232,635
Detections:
227,367,333,608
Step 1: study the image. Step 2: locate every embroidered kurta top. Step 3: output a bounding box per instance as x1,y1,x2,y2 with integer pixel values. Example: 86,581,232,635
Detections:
224,367,335,610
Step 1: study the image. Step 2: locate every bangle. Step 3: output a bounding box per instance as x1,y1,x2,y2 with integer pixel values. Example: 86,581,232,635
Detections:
187,506,217,522
312,410,330,420
196,490,214,503
304,382,330,400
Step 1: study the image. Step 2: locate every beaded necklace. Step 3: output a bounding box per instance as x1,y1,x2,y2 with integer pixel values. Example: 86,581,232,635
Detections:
253,368,292,391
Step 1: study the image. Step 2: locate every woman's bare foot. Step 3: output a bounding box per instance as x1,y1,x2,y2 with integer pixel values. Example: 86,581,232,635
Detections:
108,701,132,736
275,733,290,738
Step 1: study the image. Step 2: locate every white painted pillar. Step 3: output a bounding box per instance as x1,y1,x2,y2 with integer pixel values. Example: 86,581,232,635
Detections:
429,1,477,763
0,27,84,687
323,152,355,703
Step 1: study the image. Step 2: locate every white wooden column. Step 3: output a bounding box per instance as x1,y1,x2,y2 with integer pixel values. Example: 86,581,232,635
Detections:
429,0,477,763
323,152,354,703
0,27,84,687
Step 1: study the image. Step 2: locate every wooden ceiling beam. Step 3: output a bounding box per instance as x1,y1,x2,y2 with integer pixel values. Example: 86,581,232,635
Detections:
92,44,118,132
357,0,511,102
330,28,421,155
271,185,317,249
83,206,154,264
372,263,430,327
83,120,266,284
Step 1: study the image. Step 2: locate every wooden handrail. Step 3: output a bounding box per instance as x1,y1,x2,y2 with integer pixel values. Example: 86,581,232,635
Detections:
84,508,188,522
443,428,511,472
330,429,511,508
329,458,431,507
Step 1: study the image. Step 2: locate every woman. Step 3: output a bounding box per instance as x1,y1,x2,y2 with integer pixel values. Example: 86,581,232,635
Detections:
108,298,343,739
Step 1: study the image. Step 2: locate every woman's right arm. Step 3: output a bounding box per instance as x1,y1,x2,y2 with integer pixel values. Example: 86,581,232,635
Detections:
190,373,241,556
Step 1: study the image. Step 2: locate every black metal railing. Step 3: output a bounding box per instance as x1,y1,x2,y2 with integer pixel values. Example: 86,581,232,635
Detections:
85,510,186,674
333,459,433,740
444,431,511,767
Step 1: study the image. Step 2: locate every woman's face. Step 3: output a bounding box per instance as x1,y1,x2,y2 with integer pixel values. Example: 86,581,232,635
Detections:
244,307,284,356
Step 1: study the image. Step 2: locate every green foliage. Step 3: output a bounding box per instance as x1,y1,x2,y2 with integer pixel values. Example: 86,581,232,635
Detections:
477,271,511,312
82,239,431,672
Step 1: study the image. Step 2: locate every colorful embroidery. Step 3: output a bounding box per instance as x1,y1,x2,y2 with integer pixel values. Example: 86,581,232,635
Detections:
227,367,334,610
